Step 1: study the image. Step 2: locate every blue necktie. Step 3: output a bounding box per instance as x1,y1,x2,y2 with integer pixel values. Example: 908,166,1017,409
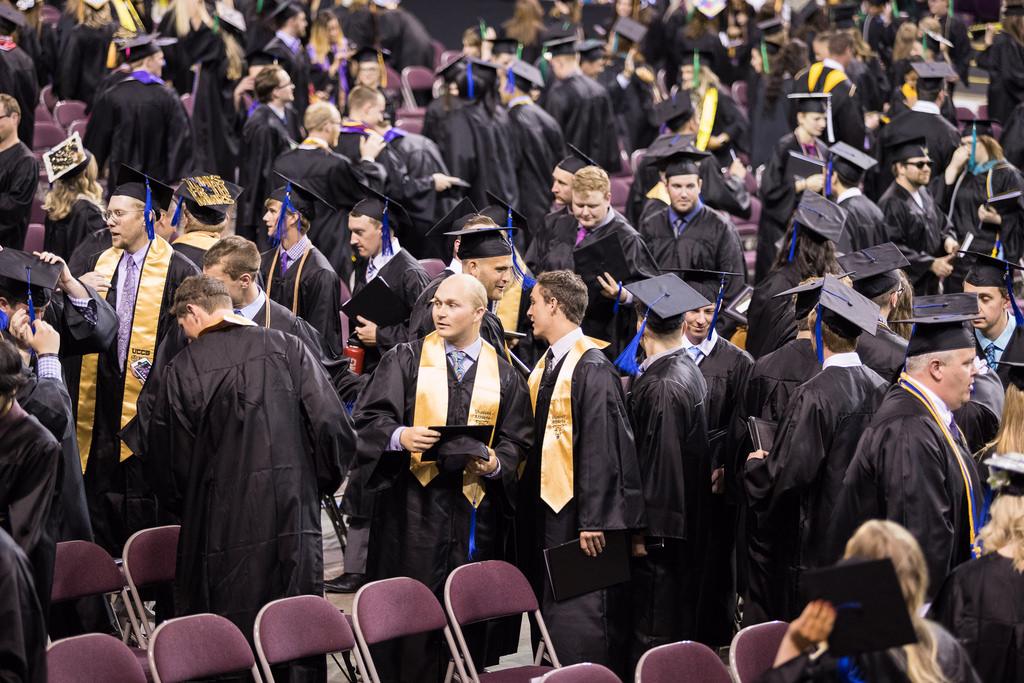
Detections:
448,350,467,381
985,342,998,368
687,346,703,364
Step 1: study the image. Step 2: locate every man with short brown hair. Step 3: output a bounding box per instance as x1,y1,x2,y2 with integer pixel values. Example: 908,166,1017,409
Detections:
0,93,39,248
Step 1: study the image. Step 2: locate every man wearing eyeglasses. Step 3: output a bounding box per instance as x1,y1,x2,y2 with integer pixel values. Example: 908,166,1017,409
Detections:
878,134,960,296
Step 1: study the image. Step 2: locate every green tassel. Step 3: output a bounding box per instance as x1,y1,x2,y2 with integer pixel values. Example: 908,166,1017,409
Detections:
213,15,219,33
479,19,487,40
761,40,770,74
257,0,263,13
516,42,523,60
692,50,700,88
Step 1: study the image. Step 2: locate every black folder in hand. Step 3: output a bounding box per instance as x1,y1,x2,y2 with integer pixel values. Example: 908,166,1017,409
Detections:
543,531,630,601
419,425,494,462
747,417,778,452
573,231,631,284
341,276,408,328
787,150,826,181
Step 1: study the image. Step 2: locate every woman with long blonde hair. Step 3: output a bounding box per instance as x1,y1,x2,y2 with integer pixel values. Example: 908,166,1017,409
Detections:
308,11,350,106
502,0,544,63
931,411,1024,681
764,520,981,682
43,153,105,261
56,0,117,106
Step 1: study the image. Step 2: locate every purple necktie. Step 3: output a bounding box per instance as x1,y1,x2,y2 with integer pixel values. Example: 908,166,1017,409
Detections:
280,252,290,275
575,226,587,246
117,257,138,370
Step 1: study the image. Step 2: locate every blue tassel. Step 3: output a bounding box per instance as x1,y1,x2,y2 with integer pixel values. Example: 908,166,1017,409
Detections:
170,196,184,228
825,156,833,197
1006,265,1024,327
466,61,475,100
814,303,824,364
787,221,799,262
506,207,534,288
340,60,349,95
837,657,866,683
0,309,7,331
144,179,154,241
612,281,623,315
968,122,977,173
25,267,35,332
272,183,295,247
708,273,727,332
614,315,648,376
382,199,393,257
505,69,516,94
467,504,478,561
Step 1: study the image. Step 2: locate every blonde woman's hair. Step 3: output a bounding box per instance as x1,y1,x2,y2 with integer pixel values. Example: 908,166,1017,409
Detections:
222,31,245,82
844,521,949,683
889,269,914,340
992,385,1024,456
979,492,1024,572
892,21,921,63
43,156,104,221
309,11,343,66
66,0,113,27
173,0,212,38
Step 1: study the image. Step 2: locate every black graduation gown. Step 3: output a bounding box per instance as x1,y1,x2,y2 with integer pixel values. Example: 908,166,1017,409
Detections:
638,204,748,303
829,384,984,594
0,43,38,146
846,56,890,116
68,228,112,277
953,367,1005,455
273,145,387,280
0,142,39,249
508,101,564,236
568,212,660,355
540,73,621,173
626,349,710,668
146,323,353,646
693,336,753,645
387,132,455,255
930,553,1024,683
626,132,752,227
879,182,954,295
758,620,981,683
744,364,888,620
350,249,429,372
236,104,301,246
517,346,645,675
66,247,199,553
746,262,802,359
876,110,962,198
977,34,1024,124
746,75,798,171
602,62,658,155
793,63,864,149
1002,103,1024,171
858,322,908,385
435,100,519,210
0,401,61,621
524,206,571,274
170,233,217,269
406,269,508,352
755,134,828,282
55,23,116,107
43,200,105,262
183,27,240,179
263,36,311,116
703,88,750,169
0,528,45,683
260,244,342,358
354,338,532,682
836,193,888,253
83,76,192,185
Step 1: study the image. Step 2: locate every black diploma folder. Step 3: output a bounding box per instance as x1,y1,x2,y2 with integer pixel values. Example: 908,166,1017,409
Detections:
543,531,630,601
787,150,826,181
747,417,778,452
341,276,408,328
419,425,494,462
573,231,632,284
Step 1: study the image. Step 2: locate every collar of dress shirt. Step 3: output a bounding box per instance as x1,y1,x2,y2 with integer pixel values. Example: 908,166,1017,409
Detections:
911,100,942,116
836,187,862,204
275,30,301,54
668,199,704,227
822,351,862,370
124,246,147,270
683,328,718,358
367,238,401,279
444,336,483,363
904,374,954,428
508,95,533,109
975,313,1017,352
548,326,584,366
267,103,287,121
284,235,311,263
822,57,846,74
239,287,267,320
639,346,683,373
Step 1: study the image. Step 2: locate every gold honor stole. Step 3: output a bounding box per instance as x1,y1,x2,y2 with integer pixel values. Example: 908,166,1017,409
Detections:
409,332,501,507
76,237,173,472
172,230,221,253
898,373,979,554
495,247,532,345
527,335,608,513
808,62,849,93
695,87,718,151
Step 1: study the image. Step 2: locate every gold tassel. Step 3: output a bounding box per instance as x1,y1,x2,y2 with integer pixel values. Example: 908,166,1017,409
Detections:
377,50,386,89
106,40,118,69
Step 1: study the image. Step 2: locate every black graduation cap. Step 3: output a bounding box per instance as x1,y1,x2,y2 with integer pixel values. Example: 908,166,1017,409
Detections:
792,191,847,243
680,49,714,69
670,268,739,305
216,4,247,35
435,54,466,80
352,185,410,233
482,191,528,232
983,451,1024,495
776,275,880,353
556,143,600,174
830,3,860,29
269,173,334,217
491,32,520,56
791,0,822,27
172,174,243,227
0,3,25,29
268,0,302,26
962,253,1024,328
958,117,1000,138
838,242,910,298
612,16,647,44
353,45,392,63
43,132,90,184
884,132,929,163
658,148,711,178
654,94,695,127
246,47,279,68
112,164,175,213
829,141,877,182
508,60,544,90
542,35,578,57
577,39,605,62
457,58,499,98
800,558,918,657
910,61,958,87
896,293,979,357
788,91,831,114
1007,3,1024,16
755,17,784,35
446,224,514,260
425,197,478,238
0,248,62,308
120,33,178,62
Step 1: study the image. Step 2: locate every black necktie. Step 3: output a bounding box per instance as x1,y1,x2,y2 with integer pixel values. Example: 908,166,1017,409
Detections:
542,348,556,383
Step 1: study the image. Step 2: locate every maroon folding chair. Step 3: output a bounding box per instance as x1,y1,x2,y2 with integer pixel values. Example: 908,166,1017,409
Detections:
396,106,426,120
122,525,180,647
444,560,559,681
33,121,66,152
40,84,57,112
68,118,90,140
613,148,632,178
149,613,263,683
34,100,52,125
180,94,194,118
352,576,468,683
30,195,45,223
729,620,789,683
539,663,620,682
440,50,463,69
48,633,147,683
636,641,731,683
731,80,749,111
384,66,402,93
396,117,424,134
53,100,88,130
630,148,646,175
39,4,61,27
254,595,365,682
418,258,447,279
610,175,631,214
432,40,445,68
402,66,436,109
24,223,45,252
